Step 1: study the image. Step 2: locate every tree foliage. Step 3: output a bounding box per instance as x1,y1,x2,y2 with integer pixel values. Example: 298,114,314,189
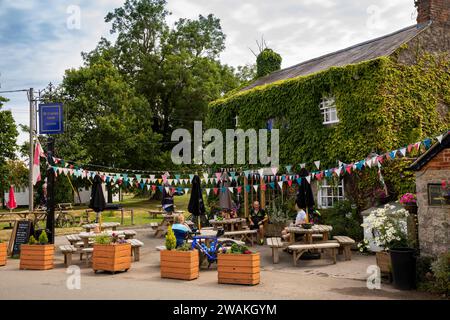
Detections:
256,48,282,78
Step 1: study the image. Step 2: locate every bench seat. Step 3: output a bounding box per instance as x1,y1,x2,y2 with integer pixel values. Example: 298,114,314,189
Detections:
224,230,258,246
333,236,355,261
59,245,77,267
266,237,287,264
288,243,340,266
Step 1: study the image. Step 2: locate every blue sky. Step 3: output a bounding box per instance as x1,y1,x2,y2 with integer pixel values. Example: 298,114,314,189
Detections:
0,0,417,147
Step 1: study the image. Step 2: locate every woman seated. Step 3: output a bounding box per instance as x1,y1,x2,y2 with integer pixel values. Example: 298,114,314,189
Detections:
281,204,307,241
171,214,192,248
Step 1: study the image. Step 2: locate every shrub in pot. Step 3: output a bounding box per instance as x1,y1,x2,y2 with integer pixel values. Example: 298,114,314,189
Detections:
362,204,410,277
160,226,199,280
20,231,54,270
92,233,131,274
218,244,260,286
0,239,7,266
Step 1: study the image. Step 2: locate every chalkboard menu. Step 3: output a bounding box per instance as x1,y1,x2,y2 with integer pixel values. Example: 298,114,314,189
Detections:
9,220,33,256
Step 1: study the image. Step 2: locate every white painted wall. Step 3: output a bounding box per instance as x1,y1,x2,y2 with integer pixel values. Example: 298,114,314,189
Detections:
4,187,29,207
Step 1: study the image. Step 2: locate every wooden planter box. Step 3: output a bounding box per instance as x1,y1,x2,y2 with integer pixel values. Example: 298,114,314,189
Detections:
160,249,199,281
376,251,391,274
218,253,260,285
20,244,55,270
0,243,7,266
93,243,131,273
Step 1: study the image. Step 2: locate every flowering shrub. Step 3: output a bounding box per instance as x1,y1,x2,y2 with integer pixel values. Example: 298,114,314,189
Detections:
357,239,370,253
361,204,409,250
399,193,417,205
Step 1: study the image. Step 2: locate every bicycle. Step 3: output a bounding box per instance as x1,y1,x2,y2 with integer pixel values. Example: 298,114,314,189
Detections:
189,228,235,268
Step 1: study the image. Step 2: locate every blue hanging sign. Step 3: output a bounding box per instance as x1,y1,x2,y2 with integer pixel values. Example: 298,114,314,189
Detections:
39,103,64,134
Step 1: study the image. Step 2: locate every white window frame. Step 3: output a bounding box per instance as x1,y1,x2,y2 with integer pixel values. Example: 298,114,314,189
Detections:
320,96,339,125
318,179,345,209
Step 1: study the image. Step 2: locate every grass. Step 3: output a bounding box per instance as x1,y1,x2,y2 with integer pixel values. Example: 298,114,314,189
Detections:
0,193,191,242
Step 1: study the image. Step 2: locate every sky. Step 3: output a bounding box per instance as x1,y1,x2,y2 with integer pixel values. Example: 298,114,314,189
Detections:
0,0,418,147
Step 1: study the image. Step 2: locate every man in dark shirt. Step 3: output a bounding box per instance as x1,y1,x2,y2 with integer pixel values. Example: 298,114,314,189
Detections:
249,201,268,245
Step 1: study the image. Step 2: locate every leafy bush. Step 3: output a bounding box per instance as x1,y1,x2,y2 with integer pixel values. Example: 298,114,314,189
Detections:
165,226,176,251
256,48,282,78
321,200,363,242
228,243,252,254
176,243,191,252
38,231,49,245
417,253,450,296
94,234,111,245
28,235,37,245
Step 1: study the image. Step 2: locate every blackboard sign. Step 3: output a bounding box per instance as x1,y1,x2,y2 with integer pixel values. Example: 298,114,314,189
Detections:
9,220,33,256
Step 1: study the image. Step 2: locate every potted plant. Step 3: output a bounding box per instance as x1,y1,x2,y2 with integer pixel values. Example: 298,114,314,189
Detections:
266,199,291,237
361,205,409,277
399,193,417,215
217,243,260,285
0,239,7,266
92,233,131,274
20,231,54,270
160,226,199,280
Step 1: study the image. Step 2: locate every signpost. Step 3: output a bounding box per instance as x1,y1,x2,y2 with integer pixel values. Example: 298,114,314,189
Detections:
39,102,64,244
38,103,64,135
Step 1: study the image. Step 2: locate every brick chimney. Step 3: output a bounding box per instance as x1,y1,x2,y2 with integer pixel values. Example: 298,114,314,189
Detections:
416,0,450,25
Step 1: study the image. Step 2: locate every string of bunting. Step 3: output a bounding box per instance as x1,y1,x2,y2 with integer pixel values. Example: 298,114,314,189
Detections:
37,130,449,195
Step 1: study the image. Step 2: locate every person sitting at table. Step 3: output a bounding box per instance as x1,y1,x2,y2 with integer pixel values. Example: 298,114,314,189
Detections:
171,214,192,248
249,201,268,245
281,204,307,241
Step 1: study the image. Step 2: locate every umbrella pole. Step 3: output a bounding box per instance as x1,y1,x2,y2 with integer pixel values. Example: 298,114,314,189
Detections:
198,216,201,231
306,208,310,224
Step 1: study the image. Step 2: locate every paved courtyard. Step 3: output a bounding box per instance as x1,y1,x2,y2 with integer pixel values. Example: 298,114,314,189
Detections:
0,227,438,300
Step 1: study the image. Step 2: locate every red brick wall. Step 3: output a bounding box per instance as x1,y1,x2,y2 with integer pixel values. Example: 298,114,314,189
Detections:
417,0,450,25
423,147,450,170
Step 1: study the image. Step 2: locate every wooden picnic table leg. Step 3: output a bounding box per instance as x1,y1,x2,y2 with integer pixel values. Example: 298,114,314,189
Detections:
323,232,329,241
121,209,124,225
290,232,295,244
131,209,134,225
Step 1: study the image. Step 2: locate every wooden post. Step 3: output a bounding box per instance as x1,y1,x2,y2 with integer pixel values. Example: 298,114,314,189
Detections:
244,176,249,218
260,175,266,210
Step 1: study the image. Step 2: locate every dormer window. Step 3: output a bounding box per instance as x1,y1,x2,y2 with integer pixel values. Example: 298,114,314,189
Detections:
320,96,339,125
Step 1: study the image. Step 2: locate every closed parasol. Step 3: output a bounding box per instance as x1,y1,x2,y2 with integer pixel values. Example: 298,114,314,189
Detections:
188,175,205,229
7,185,17,211
296,168,315,222
89,174,106,226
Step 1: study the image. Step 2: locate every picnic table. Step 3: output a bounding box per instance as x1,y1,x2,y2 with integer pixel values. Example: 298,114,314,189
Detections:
1,210,47,225
286,224,333,244
209,218,246,231
153,212,192,238
78,230,137,247
82,222,120,232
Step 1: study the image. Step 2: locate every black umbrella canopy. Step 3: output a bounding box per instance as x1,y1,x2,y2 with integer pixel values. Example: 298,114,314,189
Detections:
89,174,106,213
188,175,206,216
296,168,315,210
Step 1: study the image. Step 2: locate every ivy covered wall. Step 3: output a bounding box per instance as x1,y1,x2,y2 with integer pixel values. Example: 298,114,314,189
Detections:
207,54,449,170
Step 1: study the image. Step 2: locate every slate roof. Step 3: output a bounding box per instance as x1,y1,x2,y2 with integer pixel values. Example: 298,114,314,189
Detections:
410,131,450,171
242,23,431,91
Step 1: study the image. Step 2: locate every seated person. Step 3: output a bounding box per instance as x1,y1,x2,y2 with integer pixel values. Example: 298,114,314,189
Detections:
282,205,307,241
249,201,268,245
171,214,192,248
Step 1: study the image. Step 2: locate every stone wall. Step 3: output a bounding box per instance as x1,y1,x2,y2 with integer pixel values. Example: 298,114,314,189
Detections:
415,147,450,257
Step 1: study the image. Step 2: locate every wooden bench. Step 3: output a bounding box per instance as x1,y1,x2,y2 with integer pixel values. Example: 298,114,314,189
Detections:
333,236,356,261
266,237,287,264
155,245,166,251
59,245,77,267
288,243,340,266
123,230,137,239
66,234,82,246
148,210,162,219
128,239,144,262
149,222,159,231
224,230,258,246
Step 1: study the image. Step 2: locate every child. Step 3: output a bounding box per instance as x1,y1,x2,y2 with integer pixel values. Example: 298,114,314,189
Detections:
281,204,307,241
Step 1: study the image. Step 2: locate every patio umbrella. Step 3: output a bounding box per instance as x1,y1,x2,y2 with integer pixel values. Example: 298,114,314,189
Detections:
219,172,233,210
296,168,315,223
7,185,17,212
188,175,205,230
89,174,106,228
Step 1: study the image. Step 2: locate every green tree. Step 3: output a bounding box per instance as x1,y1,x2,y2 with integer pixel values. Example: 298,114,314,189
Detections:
85,0,242,145
0,96,19,207
256,48,282,78
56,60,162,171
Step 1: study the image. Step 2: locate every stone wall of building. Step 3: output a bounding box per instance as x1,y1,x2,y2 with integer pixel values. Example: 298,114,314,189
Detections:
415,147,450,257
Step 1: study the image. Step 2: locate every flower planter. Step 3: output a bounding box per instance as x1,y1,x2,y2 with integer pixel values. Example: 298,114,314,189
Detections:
160,249,199,281
0,243,7,266
390,248,416,290
19,244,55,270
92,243,131,273
218,253,260,285
376,251,391,274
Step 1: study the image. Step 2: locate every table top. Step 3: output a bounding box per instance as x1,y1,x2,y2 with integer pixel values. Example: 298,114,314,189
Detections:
209,218,245,224
79,230,136,239
286,224,333,234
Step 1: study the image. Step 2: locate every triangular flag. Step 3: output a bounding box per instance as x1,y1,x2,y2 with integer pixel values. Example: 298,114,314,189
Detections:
437,134,443,144
335,167,342,176
206,188,211,196
269,182,275,189
314,161,320,170
389,150,397,159
215,172,222,181
296,178,302,185
253,185,259,192
244,170,251,178
277,181,283,189
228,187,234,193
285,165,292,173
237,186,242,194
271,167,278,175
399,148,407,157
306,176,311,184
245,185,251,192
184,188,189,194
287,180,293,187
213,188,219,195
